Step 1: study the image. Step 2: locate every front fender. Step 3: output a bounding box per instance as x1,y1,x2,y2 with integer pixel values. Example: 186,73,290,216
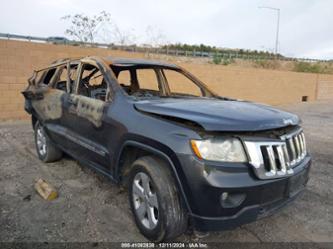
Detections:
114,136,193,215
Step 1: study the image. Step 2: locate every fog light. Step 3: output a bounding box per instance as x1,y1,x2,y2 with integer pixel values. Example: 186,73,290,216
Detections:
220,192,246,208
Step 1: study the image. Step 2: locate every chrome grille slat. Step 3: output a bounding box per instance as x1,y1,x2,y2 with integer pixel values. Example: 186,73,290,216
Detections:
276,145,287,175
282,144,290,167
266,146,277,175
300,135,304,157
294,136,301,160
301,133,307,155
288,138,297,163
244,129,307,180
299,134,305,157
292,136,300,161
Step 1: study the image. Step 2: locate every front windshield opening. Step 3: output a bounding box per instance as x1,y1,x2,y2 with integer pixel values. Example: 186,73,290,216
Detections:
111,64,214,98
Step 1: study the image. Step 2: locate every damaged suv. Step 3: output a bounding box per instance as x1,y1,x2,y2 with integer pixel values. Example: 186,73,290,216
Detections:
23,56,311,241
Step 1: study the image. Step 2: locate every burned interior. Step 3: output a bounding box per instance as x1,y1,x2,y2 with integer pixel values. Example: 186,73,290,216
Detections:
110,62,215,98
23,57,224,129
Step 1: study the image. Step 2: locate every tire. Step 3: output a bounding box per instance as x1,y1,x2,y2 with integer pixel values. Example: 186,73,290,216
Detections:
128,156,187,241
34,121,62,162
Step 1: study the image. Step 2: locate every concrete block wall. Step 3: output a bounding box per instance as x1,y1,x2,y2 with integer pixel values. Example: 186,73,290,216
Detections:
316,74,333,100
0,39,332,120
0,40,144,120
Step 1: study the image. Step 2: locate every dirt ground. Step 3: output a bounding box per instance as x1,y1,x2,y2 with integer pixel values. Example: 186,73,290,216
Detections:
0,100,332,243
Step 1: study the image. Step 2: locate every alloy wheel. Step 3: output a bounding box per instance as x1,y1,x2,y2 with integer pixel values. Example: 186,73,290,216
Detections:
36,126,47,157
132,172,159,230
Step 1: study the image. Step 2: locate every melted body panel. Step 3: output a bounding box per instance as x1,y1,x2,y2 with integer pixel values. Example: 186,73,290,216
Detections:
68,94,105,127
31,88,65,121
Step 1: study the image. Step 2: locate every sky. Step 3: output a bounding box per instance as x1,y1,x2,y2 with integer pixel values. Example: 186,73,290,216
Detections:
0,0,332,59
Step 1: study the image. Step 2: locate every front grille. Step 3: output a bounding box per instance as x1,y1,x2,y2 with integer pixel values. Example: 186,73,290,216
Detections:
281,130,307,165
244,129,307,179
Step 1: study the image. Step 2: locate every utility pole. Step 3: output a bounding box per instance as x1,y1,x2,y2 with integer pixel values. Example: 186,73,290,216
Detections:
259,6,280,57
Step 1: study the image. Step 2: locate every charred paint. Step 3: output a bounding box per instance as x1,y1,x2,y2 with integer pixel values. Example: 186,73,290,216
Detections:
31,88,65,121
23,58,107,127
68,94,105,127
30,89,105,127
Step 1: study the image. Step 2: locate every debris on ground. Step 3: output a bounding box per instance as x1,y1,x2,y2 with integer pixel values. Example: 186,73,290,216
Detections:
34,178,58,200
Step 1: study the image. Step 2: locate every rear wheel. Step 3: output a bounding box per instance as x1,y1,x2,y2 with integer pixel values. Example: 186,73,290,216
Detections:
34,121,62,162
128,156,187,241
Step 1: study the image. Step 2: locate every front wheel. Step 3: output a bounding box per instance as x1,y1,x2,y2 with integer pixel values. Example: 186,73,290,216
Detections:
128,156,187,241
34,121,62,162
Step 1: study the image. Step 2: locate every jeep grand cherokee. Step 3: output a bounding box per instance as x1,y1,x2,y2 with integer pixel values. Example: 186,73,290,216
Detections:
22,56,311,241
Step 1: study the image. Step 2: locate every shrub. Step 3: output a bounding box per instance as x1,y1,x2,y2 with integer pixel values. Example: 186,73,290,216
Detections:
212,54,222,64
221,58,235,65
212,54,235,65
254,59,280,69
293,62,323,73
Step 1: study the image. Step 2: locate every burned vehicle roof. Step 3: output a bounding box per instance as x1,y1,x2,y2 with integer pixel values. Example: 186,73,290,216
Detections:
104,57,178,68
46,56,178,69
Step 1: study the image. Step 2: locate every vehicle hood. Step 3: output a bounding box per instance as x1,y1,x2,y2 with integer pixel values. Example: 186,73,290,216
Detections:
134,98,300,131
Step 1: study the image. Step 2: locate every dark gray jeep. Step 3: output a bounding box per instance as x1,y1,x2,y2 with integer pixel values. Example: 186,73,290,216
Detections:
22,56,311,241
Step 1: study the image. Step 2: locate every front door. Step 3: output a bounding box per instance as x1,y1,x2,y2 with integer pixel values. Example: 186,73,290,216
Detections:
61,61,112,169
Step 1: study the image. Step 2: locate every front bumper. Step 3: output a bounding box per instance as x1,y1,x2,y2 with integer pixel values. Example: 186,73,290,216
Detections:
177,154,311,232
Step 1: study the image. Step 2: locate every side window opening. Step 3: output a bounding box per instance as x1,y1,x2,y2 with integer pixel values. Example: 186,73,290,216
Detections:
41,68,56,85
136,69,160,92
163,69,203,97
111,65,162,97
117,70,131,86
54,66,68,91
53,63,79,92
111,65,209,98
77,64,108,101
68,64,79,92
116,69,132,95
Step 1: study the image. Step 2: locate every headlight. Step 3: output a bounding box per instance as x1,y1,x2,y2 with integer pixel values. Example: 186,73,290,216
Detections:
190,138,247,162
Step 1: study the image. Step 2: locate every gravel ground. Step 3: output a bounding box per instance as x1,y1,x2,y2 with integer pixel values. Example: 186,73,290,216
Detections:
0,100,332,243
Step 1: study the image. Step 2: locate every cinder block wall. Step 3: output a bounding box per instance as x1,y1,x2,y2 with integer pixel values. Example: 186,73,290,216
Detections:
316,74,333,100
0,39,332,120
0,40,145,120
180,63,333,105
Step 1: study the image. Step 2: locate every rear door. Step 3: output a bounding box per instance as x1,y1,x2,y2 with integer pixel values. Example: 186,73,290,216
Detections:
27,65,69,148
42,62,79,149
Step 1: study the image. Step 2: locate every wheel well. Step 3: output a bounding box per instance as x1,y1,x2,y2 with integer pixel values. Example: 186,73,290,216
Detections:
118,145,152,185
117,143,191,213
